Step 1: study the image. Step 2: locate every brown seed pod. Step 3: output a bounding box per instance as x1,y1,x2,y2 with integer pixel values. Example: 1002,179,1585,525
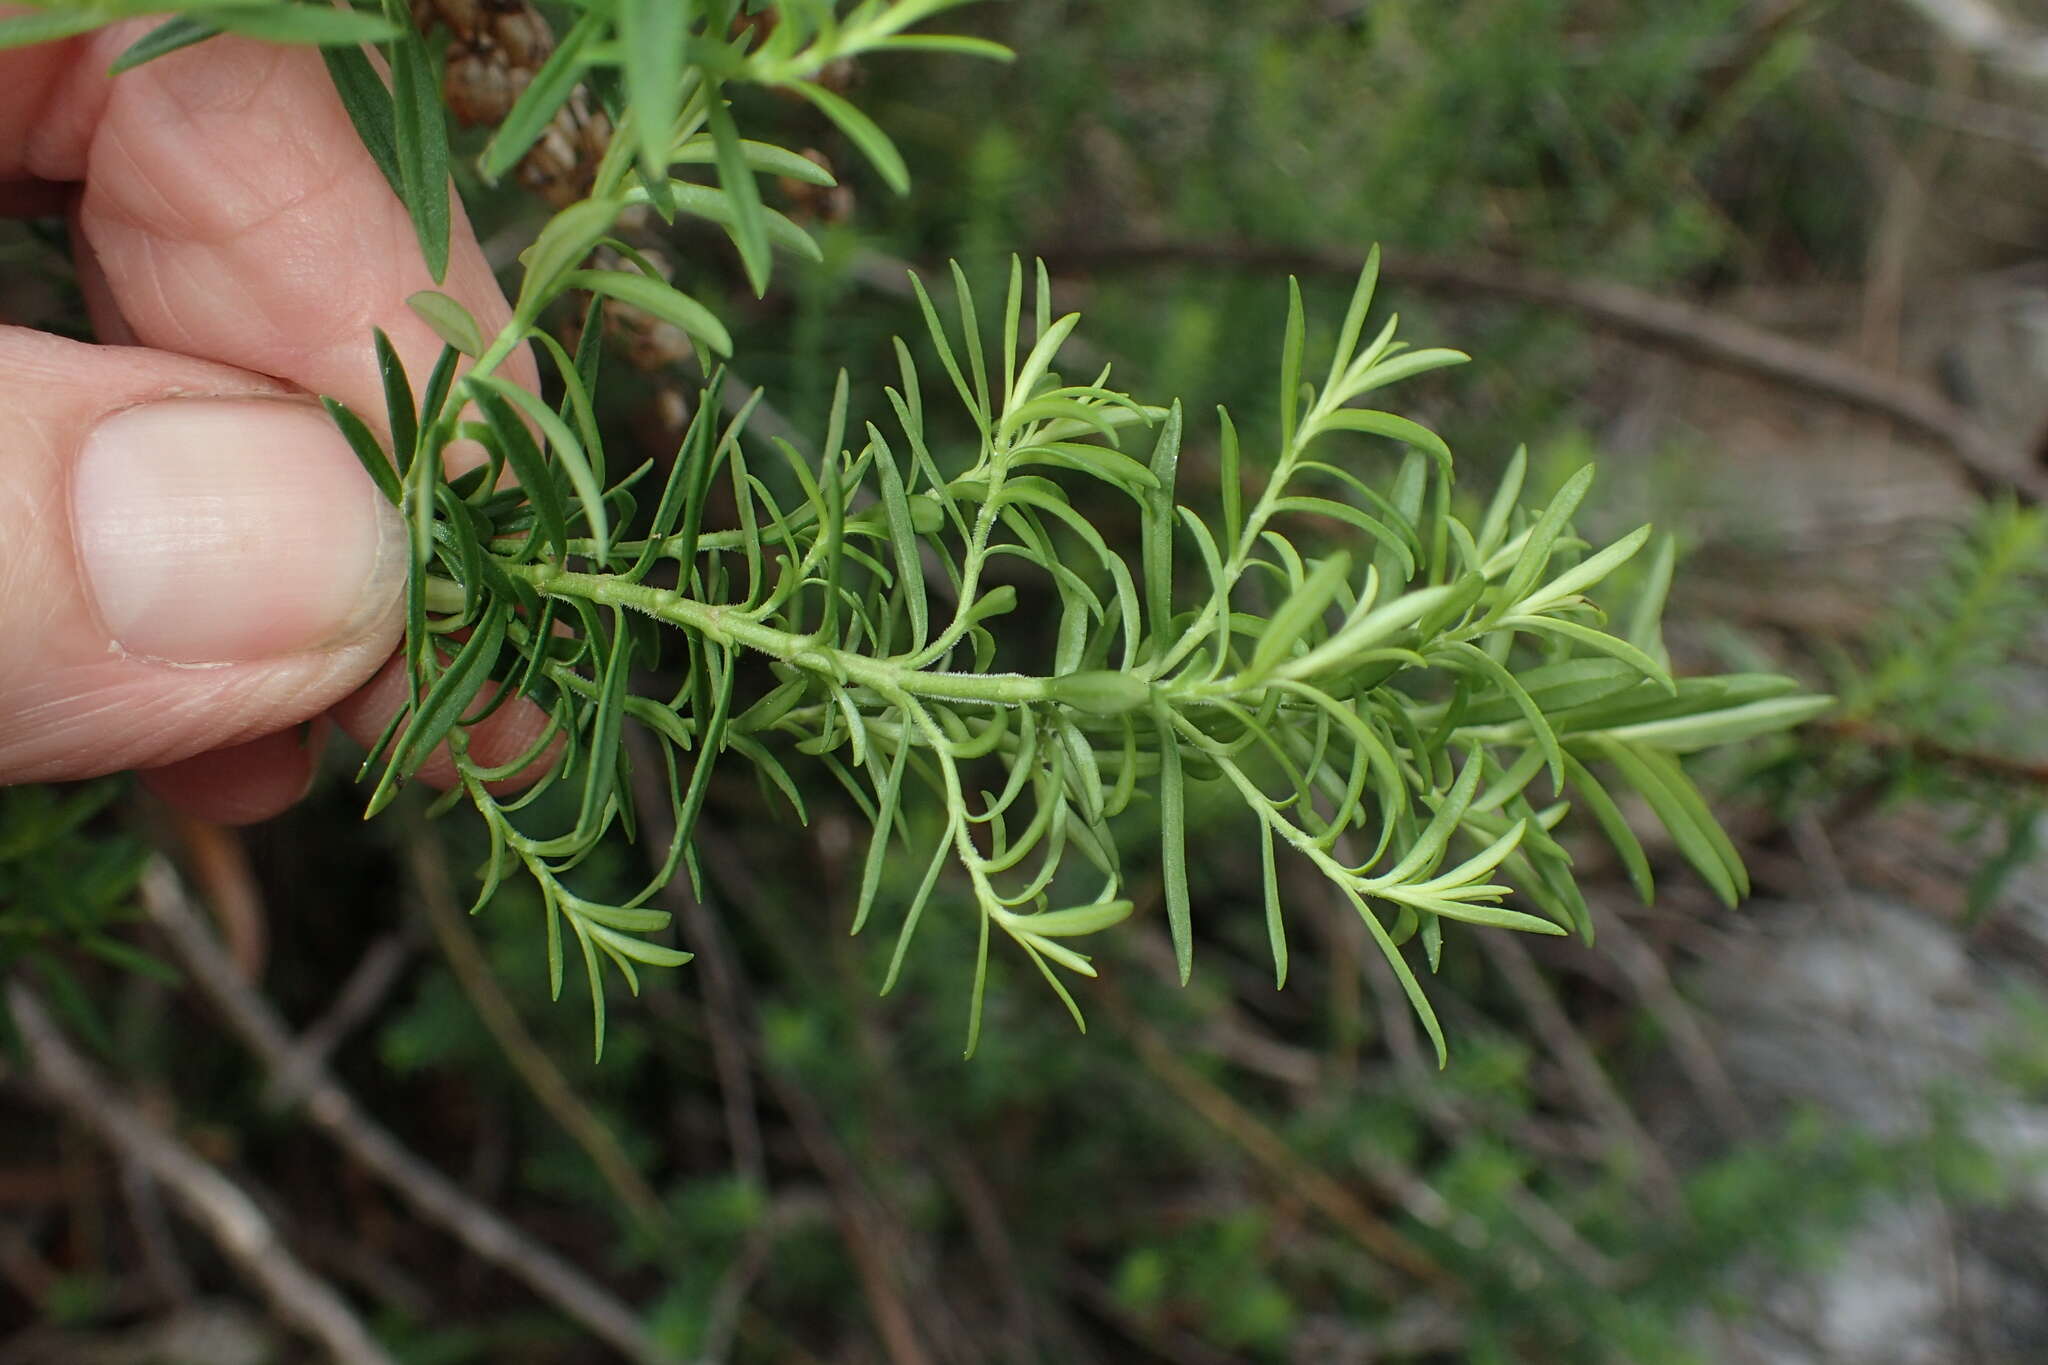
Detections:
444,45,527,127
490,6,550,70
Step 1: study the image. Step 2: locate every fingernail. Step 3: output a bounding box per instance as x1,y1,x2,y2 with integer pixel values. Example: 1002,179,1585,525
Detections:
73,398,405,664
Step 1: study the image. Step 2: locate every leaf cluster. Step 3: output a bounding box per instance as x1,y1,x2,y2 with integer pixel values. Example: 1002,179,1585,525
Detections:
338,245,1827,1061
0,782,171,1053
1779,500,2048,918
12,0,1831,1062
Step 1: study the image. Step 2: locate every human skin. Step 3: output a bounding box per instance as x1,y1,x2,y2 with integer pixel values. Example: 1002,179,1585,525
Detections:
0,17,548,822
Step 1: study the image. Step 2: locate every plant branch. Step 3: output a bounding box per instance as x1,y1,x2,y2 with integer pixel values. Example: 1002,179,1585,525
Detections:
1819,43,2048,158
1891,0,2048,82
634,817,946,1365
263,930,416,1110
1591,905,1755,1139
5,980,396,1365
134,860,679,1365
1029,239,2048,504
1477,933,1683,1213
1818,715,2048,787
406,831,671,1236
1107,987,1457,1291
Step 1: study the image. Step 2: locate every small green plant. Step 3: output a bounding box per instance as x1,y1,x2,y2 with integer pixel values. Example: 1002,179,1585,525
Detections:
0,782,166,1052
10,0,1830,1059
1784,499,2048,916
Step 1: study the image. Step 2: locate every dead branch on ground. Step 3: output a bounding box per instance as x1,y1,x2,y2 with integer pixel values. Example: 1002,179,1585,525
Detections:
135,860,679,1365
5,982,395,1365
1024,240,2048,504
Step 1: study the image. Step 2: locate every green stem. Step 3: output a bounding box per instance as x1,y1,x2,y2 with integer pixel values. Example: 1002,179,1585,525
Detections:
512,564,1063,708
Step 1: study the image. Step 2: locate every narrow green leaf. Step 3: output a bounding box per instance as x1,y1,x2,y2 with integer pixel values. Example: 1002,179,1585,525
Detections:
965,898,992,1057
404,400,438,571
907,271,977,422
1001,256,1023,406
1627,531,1677,665
1440,639,1564,794
79,932,180,985
1015,899,1134,938
673,646,737,873
571,292,605,405
1278,277,1305,454
1500,464,1595,607
214,8,398,45
371,329,417,468
1350,347,1470,392
322,42,402,200
881,834,954,995
473,375,611,563
1005,313,1080,417
705,88,771,296
1395,892,1564,936
1409,819,1528,895
950,260,990,434
1374,744,1485,887
871,33,1014,59
1349,889,1448,1066
1272,498,1415,579
575,610,631,841
471,382,567,556
530,327,606,487
670,135,838,183
620,0,686,210
516,196,624,324
1561,752,1653,902
627,181,823,261
322,398,401,506
1326,245,1382,394
559,268,732,357
1518,523,1652,615
792,78,909,194
1143,401,1183,642
868,424,928,651
1261,819,1286,988
1217,406,1243,550
1500,615,1675,693
585,920,690,967
417,344,460,432
1591,695,1835,752
570,919,608,1061
480,12,600,184
651,390,722,580
0,11,111,49
406,290,484,357
1246,550,1351,682
109,15,221,73
390,599,510,779
1156,703,1193,984
1476,444,1527,559
388,16,451,282
852,733,913,935
1318,408,1452,473
1585,738,1743,907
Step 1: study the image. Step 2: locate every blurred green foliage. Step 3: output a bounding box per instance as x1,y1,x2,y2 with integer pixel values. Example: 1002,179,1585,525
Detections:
6,2,2045,1362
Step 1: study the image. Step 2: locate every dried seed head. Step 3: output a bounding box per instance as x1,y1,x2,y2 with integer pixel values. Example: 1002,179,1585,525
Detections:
445,47,526,127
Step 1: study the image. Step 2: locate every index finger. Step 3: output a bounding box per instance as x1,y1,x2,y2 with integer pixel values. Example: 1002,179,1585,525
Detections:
1,20,534,420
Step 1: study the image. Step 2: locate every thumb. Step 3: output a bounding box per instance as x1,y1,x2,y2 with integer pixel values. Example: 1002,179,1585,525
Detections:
0,328,406,784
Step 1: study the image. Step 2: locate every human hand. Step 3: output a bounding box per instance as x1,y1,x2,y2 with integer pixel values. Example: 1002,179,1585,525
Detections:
0,20,548,822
